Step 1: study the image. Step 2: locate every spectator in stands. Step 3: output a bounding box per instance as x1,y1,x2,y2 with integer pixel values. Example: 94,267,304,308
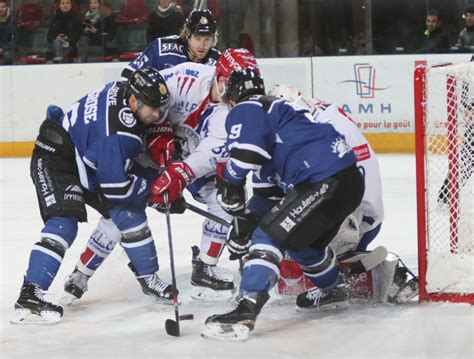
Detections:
146,0,184,43
454,5,474,52
0,0,16,65
78,0,116,61
46,0,83,63
417,9,450,53
83,0,101,34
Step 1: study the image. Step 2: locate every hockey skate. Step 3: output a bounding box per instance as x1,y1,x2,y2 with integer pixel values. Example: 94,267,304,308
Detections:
60,267,90,305
296,284,350,312
201,292,270,342
190,246,235,301
11,281,63,325
387,266,419,304
127,263,173,303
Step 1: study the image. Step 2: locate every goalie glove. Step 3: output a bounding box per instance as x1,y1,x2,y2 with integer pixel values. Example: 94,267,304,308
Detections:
216,162,247,216
150,161,195,204
146,121,175,165
227,213,260,260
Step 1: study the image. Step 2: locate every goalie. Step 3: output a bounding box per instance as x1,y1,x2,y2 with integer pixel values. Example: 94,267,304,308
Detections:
268,84,418,308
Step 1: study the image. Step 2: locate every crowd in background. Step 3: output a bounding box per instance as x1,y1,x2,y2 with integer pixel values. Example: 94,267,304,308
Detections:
0,0,473,65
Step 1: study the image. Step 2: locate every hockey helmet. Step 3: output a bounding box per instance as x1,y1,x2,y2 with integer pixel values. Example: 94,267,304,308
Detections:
215,48,259,81
184,9,217,37
225,67,265,103
127,67,170,108
268,84,314,112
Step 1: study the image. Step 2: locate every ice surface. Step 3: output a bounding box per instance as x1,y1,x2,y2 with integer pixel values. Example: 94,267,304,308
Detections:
1,155,473,358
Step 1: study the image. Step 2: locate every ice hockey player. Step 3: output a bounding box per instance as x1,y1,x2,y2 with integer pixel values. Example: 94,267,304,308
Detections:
121,9,220,80
12,67,174,325
152,66,364,340
63,49,260,303
268,85,418,307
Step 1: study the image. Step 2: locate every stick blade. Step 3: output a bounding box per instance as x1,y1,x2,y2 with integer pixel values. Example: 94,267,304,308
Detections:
165,319,180,337
201,323,249,342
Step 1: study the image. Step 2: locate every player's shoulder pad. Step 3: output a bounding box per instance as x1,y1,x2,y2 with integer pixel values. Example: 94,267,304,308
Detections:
159,35,185,56
107,83,143,140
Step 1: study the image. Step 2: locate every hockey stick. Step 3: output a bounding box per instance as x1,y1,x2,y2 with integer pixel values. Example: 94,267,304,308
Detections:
185,202,232,228
185,202,244,273
159,157,193,337
162,191,181,336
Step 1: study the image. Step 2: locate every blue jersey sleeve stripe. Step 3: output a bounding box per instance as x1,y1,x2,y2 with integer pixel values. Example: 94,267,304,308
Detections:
101,176,136,199
231,157,262,171
229,142,271,160
230,147,269,166
117,131,143,144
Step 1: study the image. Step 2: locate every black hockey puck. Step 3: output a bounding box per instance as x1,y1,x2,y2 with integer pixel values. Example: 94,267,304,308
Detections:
179,314,194,320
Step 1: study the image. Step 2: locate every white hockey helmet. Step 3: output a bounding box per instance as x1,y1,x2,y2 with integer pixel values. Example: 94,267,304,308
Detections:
268,84,314,113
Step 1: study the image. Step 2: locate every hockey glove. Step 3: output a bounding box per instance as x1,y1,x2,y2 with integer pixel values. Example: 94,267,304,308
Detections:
227,213,260,260
147,194,187,214
146,121,175,165
150,161,195,205
216,162,247,216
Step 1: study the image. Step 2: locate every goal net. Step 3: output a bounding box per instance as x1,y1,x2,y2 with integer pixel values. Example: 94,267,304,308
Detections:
415,62,474,304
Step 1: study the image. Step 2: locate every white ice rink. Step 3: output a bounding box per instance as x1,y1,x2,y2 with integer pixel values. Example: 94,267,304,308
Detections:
1,155,473,358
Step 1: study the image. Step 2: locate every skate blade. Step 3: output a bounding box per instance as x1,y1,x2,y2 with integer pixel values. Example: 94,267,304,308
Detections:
201,323,249,342
295,300,350,313
191,286,234,302
11,308,61,325
59,292,78,306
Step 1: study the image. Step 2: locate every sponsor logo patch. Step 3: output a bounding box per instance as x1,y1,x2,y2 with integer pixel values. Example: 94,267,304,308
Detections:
280,217,296,232
45,194,57,207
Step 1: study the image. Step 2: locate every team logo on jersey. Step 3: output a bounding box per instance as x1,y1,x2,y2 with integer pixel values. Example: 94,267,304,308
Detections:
331,137,351,158
173,125,200,160
119,108,136,128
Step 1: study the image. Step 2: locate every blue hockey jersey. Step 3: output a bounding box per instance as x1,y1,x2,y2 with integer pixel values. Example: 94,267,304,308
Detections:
61,82,151,207
121,35,220,80
223,96,357,192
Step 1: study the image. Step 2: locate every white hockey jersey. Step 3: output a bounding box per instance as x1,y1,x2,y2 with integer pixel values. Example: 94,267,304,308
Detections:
156,62,229,179
308,98,384,243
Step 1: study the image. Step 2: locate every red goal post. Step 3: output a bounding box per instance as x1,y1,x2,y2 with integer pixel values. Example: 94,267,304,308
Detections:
414,62,474,304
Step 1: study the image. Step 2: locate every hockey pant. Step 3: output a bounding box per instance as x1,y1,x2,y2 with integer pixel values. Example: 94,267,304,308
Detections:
26,117,110,290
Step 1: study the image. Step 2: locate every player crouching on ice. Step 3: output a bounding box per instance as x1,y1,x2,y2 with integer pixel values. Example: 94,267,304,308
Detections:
268,85,418,307
12,68,174,324
152,67,364,341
